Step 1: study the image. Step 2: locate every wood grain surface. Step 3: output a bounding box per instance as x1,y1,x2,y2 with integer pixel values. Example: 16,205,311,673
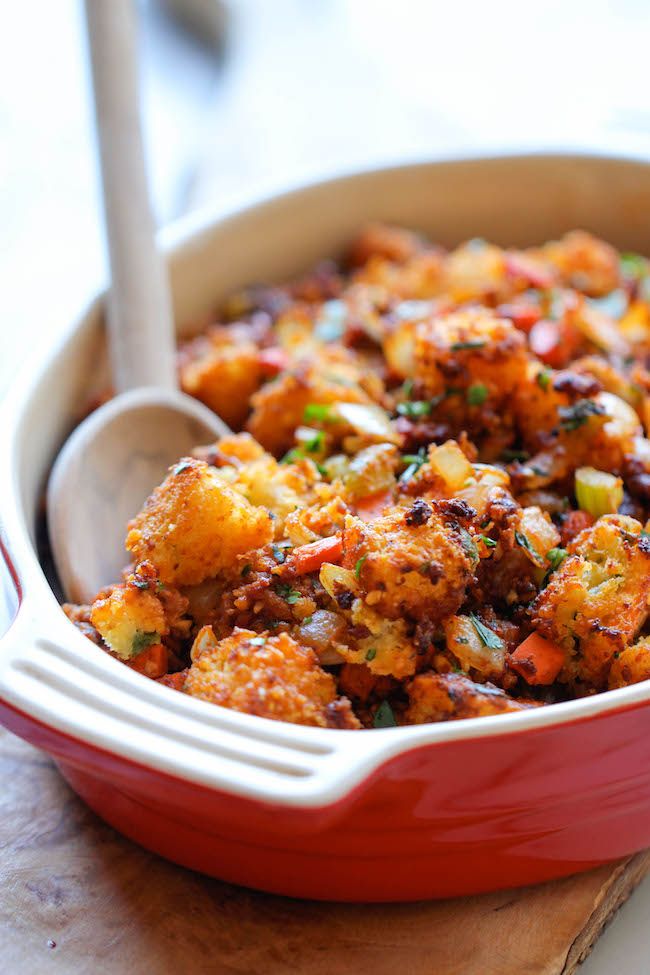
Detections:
1,725,647,975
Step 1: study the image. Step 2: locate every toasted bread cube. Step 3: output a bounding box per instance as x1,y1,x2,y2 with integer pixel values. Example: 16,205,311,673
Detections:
405,672,536,724
609,637,650,689
413,308,529,400
185,626,360,728
246,347,382,456
533,515,650,688
180,340,262,428
125,458,273,586
90,584,167,659
341,501,475,622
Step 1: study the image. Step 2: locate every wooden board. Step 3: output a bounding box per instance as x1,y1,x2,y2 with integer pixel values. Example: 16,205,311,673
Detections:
1,725,648,975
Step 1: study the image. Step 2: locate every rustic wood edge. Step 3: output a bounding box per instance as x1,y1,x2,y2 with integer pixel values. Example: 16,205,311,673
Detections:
561,850,650,974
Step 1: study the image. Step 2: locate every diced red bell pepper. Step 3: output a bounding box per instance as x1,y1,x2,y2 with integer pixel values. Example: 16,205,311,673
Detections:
510,633,565,685
529,318,581,368
354,489,393,522
504,253,555,289
287,534,343,575
258,347,290,376
128,643,168,679
496,302,542,333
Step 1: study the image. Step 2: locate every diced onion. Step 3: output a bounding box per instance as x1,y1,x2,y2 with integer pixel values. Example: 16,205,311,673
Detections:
333,402,400,444
429,441,473,491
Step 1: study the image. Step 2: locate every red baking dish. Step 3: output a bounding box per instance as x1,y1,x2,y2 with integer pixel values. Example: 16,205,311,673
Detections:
3,153,650,902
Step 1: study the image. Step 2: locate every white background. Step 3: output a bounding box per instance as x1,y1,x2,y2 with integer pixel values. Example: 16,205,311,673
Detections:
2,2,650,968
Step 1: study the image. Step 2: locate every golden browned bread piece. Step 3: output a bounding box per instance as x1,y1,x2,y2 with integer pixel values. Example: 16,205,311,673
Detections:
533,515,650,689
180,339,263,429
246,347,382,456
184,626,360,729
341,500,475,622
125,458,273,586
405,672,537,723
609,637,650,689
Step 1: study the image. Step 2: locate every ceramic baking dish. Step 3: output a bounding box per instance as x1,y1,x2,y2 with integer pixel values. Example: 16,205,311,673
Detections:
3,153,650,902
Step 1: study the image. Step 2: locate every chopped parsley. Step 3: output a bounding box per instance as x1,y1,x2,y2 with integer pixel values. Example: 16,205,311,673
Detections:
271,544,288,564
354,555,367,578
450,339,486,351
275,582,301,604
468,613,504,652
459,528,479,563
130,631,160,657
303,616,313,625
559,399,606,432
365,647,377,661
515,529,542,562
373,700,397,728
467,382,488,406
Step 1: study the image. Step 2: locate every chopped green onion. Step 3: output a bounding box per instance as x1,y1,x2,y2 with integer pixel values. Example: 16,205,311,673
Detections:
536,368,552,391
354,555,367,578
173,460,192,476
480,534,497,548
396,400,431,418
399,447,427,483
467,383,488,406
248,636,266,646
402,378,415,399
241,563,252,577
575,467,623,517
304,430,325,453
546,547,568,571
303,403,333,423
468,613,504,651
281,448,302,464
365,647,377,661
373,700,397,728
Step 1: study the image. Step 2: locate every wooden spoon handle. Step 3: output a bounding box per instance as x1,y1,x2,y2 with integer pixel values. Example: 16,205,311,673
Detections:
84,0,177,393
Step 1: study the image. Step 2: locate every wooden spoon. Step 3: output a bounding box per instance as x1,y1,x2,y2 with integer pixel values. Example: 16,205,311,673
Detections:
48,0,229,605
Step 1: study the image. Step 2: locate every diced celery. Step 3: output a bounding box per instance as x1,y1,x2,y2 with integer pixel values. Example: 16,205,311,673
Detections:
575,467,623,517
